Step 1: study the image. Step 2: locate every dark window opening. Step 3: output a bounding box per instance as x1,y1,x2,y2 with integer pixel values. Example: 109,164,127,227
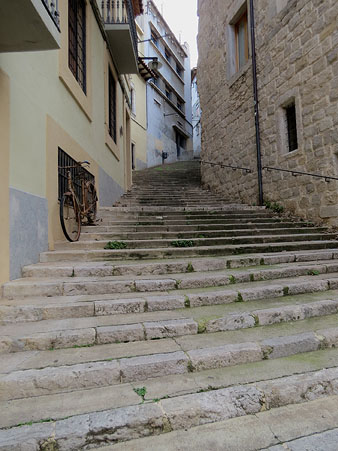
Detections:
285,103,298,152
165,86,172,100
58,147,94,202
108,69,117,143
68,0,86,93
176,63,183,78
151,30,159,47
165,48,171,62
177,100,183,112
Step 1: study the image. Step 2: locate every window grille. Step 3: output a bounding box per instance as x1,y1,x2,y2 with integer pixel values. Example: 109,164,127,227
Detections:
108,69,117,142
58,147,94,202
68,0,86,93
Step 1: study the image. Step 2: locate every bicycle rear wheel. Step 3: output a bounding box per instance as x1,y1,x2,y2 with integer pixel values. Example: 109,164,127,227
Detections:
60,193,81,242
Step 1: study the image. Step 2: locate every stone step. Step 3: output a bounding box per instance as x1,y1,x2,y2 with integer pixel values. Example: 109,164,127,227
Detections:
82,221,316,233
1,364,338,448
97,212,272,221
22,252,338,278
3,347,338,433
1,313,338,398
38,241,338,262
97,395,338,451
101,205,264,213
1,296,337,352
5,262,338,298
97,218,313,226
2,279,338,326
53,234,338,251
2,344,338,418
79,227,328,241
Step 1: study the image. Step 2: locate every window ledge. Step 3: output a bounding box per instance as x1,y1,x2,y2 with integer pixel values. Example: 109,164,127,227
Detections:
280,148,302,160
228,60,251,87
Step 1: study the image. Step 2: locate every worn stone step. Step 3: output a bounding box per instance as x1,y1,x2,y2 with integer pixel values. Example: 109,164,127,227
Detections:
5,263,338,298
2,351,338,439
21,250,338,278
1,313,338,392
79,227,328,242
2,279,338,327
54,234,338,251
39,241,338,262
98,395,338,451
22,254,338,279
98,217,285,226
1,367,338,449
1,298,337,352
82,221,317,233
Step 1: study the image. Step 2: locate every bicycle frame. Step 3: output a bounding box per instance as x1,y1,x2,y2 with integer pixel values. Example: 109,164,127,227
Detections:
60,161,97,223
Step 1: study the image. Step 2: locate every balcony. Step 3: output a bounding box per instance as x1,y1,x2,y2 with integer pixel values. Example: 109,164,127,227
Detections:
0,0,60,53
100,0,139,74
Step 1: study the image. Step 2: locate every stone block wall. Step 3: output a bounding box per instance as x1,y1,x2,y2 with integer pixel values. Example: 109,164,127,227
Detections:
198,0,338,224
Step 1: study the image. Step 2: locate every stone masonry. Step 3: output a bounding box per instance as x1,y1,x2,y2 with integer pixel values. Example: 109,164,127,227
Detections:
197,0,338,224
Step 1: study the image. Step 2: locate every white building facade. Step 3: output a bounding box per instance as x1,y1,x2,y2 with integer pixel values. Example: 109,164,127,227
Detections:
140,0,193,167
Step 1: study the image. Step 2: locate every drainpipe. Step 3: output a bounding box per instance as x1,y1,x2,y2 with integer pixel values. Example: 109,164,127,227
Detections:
249,0,264,206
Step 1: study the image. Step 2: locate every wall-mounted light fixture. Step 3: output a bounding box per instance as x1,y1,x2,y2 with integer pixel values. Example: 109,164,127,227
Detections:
138,57,163,71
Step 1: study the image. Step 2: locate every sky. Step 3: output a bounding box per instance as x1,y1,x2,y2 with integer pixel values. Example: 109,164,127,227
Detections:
152,0,199,67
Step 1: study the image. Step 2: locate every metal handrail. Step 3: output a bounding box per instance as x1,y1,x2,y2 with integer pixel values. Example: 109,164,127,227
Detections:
263,166,337,183
200,160,252,173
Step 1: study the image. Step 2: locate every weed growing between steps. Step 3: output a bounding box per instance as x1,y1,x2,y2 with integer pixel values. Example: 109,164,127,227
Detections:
308,270,320,276
133,386,147,402
104,241,128,250
229,275,236,284
171,240,194,247
264,200,284,214
186,262,195,272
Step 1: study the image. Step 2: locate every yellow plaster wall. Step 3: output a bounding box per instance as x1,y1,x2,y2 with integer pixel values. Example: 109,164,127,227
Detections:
130,73,147,166
0,69,10,286
0,1,127,200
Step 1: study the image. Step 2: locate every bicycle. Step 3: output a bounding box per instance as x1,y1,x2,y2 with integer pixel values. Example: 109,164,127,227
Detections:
58,160,98,242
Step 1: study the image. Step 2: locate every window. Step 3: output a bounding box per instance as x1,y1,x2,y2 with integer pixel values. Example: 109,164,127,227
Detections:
151,30,159,48
165,85,172,100
179,135,186,149
108,69,117,143
68,0,86,93
285,103,298,152
176,63,183,78
130,87,136,115
165,48,171,63
177,99,184,112
235,9,249,71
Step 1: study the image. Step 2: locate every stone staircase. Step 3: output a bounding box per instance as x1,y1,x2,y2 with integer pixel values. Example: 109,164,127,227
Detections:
1,161,338,450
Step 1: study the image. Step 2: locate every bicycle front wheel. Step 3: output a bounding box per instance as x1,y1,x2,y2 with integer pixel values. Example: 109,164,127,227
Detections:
60,194,81,242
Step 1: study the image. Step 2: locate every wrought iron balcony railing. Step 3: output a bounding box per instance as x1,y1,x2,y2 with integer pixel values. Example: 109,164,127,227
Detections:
101,0,138,57
41,0,60,30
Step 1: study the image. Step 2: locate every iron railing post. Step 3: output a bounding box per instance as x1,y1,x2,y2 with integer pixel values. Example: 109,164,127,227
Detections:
249,0,263,206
